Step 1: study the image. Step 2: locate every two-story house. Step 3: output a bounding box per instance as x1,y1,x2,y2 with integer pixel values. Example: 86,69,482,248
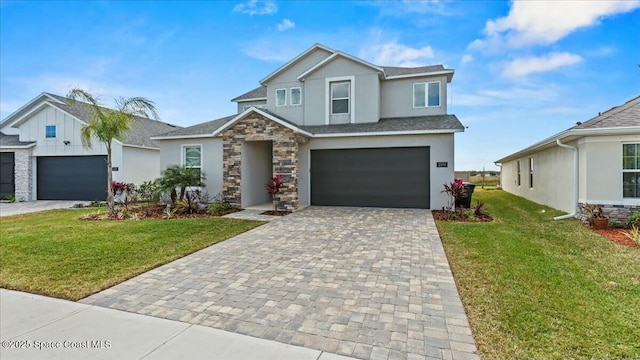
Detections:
153,44,464,210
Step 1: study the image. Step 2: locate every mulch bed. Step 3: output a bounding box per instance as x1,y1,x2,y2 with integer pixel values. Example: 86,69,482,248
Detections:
432,209,493,222
591,227,640,249
80,205,243,221
260,210,292,216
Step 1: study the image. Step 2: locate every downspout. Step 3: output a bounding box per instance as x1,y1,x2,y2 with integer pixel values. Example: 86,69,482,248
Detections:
554,138,579,220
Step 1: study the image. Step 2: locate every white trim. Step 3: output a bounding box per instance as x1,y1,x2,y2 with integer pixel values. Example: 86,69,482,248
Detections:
385,70,455,81
579,198,640,206
412,81,441,108
297,52,384,81
312,128,463,138
290,87,302,106
260,43,336,85
325,76,355,125
182,143,203,170
0,93,63,129
211,108,314,138
307,148,311,206
0,143,36,149
122,144,160,151
235,97,267,103
275,88,287,107
151,133,218,140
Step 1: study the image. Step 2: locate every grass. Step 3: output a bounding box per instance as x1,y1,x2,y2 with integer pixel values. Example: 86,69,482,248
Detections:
0,209,264,301
436,189,640,359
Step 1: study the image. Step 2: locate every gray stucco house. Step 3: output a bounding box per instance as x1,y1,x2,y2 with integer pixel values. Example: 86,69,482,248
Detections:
0,93,179,201
496,95,640,225
153,44,465,210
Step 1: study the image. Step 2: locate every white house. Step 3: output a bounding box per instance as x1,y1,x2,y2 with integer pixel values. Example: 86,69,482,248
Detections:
496,95,640,225
153,43,464,210
0,93,180,201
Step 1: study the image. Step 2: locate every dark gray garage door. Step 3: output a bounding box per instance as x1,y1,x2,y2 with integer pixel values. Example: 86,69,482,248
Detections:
37,156,107,200
1,152,15,199
311,147,430,208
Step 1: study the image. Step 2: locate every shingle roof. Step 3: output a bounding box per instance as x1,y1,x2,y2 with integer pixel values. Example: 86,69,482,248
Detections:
301,115,464,134
572,95,640,129
231,86,267,102
381,65,447,77
45,93,180,148
0,132,35,147
154,115,236,137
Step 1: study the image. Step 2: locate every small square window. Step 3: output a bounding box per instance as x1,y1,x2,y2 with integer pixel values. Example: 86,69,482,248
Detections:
45,125,56,138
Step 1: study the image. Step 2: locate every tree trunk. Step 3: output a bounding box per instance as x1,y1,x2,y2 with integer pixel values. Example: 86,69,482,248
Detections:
106,144,115,216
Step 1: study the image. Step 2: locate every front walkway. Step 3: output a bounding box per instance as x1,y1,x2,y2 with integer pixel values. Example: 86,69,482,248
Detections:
82,207,478,360
0,200,86,217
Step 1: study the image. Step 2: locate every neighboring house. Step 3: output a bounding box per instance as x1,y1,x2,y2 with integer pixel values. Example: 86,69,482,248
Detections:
0,93,180,201
495,95,640,225
153,43,464,210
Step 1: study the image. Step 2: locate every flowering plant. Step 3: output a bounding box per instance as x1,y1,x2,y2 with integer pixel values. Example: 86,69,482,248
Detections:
264,175,284,211
442,180,467,210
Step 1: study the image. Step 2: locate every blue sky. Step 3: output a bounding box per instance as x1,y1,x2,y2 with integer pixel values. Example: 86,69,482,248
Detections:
1,0,639,170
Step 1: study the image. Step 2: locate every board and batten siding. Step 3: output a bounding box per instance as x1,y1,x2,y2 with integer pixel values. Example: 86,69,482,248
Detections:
158,138,224,196
299,133,455,209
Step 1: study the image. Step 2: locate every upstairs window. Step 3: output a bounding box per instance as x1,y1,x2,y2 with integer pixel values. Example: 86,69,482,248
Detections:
290,87,301,106
331,81,350,114
45,125,56,138
183,145,202,178
242,104,266,112
623,144,640,198
413,81,441,108
275,89,286,107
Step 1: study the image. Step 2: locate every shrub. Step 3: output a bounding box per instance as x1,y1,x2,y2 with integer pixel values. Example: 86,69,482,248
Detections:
264,175,284,211
135,180,161,204
208,202,231,213
624,225,640,246
442,180,467,211
158,165,206,203
628,209,640,227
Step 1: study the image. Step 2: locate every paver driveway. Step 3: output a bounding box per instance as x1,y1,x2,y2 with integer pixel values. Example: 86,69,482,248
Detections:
81,207,478,360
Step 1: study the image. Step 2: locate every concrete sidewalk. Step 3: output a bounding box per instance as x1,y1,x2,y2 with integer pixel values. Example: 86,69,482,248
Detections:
0,290,356,360
0,201,86,217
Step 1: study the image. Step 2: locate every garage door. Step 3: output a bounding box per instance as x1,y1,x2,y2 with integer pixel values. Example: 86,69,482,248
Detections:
37,156,107,200
311,147,430,208
1,152,15,199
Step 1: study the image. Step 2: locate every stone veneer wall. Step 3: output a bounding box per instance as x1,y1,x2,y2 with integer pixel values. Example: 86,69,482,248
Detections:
578,202,640,227
222,114,308,211
5,149,33,201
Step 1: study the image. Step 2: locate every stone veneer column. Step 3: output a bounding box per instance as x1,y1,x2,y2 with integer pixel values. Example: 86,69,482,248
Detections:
13,149,33,201
222,114,307,211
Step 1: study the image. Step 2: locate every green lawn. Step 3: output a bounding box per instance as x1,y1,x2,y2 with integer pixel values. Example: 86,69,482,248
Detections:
0,210,264,301
436,189,640,359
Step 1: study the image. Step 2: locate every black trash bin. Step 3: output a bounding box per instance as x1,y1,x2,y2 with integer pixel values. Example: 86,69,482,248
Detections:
456,182,476,208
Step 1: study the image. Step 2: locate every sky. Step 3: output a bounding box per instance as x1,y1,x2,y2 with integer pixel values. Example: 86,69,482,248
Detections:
1,0,639,170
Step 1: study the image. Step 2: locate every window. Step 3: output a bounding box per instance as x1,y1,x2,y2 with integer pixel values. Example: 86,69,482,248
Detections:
290,87,301,106
45,125,56,138
183,145,202,177
413,81,441,108
275,88,286,107
529,157,534,188
517,160,521,186
331,81,350,114
242,104,266,112
623,144,640,197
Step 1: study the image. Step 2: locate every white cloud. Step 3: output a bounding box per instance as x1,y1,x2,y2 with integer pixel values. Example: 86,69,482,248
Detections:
471,0,640,50
359,40,435,67
233,0,277,16
460,54,474,65
277,18,295,31
502,52,583,78
585,45,616,57
241,42,299,62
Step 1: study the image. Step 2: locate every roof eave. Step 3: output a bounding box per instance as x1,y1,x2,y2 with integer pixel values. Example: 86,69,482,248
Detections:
234,97,267,103
311,128,464,138
0,93,63,129
0,143,36,149
260,43,336,85
297,52,385,81
211,108,313,138
150,133,220,140
384,70,455,82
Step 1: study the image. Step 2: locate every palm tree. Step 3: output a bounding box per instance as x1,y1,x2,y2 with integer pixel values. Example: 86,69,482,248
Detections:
67,89,159,216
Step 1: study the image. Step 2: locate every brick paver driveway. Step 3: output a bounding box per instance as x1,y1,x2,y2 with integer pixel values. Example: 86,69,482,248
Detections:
82,207,478,360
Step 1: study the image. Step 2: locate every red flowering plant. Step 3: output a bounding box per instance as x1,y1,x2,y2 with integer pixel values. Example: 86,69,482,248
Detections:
112,181,135,207
442,179,467,211
264,175,284,211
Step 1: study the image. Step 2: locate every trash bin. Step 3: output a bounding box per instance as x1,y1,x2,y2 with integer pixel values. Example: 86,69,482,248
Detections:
456,182,476,208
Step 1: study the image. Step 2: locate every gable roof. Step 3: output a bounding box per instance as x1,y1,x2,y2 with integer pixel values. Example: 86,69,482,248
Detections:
1,93,181,149
151,115,236,139
259,43,335,85
495,95,640,164
297,52,384,81
211,107,314,137
231,86,267,102
0,132,35,148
